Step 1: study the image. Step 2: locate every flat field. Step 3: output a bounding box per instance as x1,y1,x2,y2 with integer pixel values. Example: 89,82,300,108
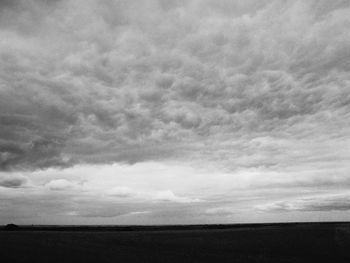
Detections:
1,223,350,263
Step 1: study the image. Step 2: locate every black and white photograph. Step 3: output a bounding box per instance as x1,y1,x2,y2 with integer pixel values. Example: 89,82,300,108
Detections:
1,0,350,262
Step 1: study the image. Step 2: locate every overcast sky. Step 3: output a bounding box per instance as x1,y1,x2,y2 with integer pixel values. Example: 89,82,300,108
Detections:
1,0,350,225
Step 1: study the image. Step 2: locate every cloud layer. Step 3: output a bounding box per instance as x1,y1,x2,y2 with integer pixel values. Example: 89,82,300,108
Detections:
1,0,349,171
1,0,350,224
259,193,350,212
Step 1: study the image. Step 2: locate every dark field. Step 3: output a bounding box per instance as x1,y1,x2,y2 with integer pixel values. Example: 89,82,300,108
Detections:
1,223,350,263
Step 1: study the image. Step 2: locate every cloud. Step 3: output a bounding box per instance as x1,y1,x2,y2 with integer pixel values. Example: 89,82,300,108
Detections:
107,186,134,198
0,0,350,224
126,211,151,216
45,179,80,191
106,186,202,204
0,174,28,188
1,161,349,224
0,0,349,173
205,207,236,217
258,193,350,212
151,190,201,203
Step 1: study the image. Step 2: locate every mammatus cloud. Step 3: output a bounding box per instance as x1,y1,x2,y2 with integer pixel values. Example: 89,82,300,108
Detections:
1,0,350,224
0,0,349,172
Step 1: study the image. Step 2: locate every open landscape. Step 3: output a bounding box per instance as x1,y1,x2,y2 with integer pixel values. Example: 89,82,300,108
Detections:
1,1,350,262
1,222,350,263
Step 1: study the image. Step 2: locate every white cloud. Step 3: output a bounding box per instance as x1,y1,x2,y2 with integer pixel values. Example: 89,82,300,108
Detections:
45,179,80,191
258,192,350,212
151,190,201,203
125,211,151,216
107,186,134,198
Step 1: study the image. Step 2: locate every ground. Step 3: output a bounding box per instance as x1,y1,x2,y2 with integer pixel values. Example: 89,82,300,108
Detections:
1,223,349,263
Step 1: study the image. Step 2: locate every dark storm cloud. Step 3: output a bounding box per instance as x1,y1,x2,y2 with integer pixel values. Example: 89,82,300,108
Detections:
0,0,350,172
0,138,69,170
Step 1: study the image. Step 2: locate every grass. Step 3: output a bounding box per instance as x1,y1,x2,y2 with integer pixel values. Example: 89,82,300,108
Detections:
1,222,350,262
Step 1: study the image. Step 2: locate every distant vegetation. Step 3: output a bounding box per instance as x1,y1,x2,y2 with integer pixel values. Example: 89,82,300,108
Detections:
0,222,350,262
4,223,19,230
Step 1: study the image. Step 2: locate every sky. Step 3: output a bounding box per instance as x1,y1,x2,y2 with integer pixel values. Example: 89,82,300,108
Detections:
0,0,350,225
